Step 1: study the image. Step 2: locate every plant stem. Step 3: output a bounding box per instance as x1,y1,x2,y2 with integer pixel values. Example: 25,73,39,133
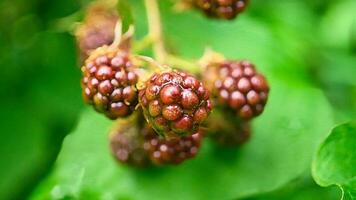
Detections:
132,35,154,53
144,0,167,63
143,0,202,74
166,55,201,74
111,20,123,48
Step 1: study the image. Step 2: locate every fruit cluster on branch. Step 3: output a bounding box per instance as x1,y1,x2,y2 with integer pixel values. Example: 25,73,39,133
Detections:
76,0,269,167
186,0,249,20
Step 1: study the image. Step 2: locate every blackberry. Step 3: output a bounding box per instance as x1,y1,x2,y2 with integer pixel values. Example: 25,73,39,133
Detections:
110,114,204,166
204,60,269,120
109,116,150,167
76,4,118,59
81,46,139,119
189,0,249,20
139,70,213,138
208,111,251,146
144,129,204,165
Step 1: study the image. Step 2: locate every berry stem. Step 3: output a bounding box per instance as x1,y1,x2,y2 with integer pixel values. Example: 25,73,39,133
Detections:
166,55,201,74
111,20,123,48
143,0,202,75
132,35,154,53
144,0,167,63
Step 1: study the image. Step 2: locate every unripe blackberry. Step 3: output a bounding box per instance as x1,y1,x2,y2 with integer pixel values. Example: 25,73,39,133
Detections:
205,60,269,120
139,70,213,138
212,119,250,146
188,0,249,20
143,129,204,165
205,109,250,146
81,46,139,119
76,5,118,59
109,117,150,167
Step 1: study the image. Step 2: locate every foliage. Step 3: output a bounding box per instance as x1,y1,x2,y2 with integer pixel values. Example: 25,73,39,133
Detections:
0,0,355,200
312,122,356,200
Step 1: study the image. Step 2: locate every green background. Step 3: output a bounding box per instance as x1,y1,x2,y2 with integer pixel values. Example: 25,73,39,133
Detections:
0,0,355,199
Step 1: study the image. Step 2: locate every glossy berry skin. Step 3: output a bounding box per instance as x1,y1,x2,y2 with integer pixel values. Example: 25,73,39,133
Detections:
205,60,269,120
139,71,213,138
190,0,249,20
81,46,138,119
76,5,117,59
110,118,150,167
143,128,204,165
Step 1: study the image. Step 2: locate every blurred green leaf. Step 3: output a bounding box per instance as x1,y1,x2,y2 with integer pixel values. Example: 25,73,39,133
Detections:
0,31,83,200
312,122,356,200
320,0,356,50
243,173,340,200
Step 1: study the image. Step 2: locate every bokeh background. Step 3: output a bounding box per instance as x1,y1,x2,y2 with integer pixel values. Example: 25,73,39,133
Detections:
0,0,355,199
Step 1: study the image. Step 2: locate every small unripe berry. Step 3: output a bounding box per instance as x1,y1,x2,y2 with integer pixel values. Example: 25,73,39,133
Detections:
139,70,213,138
109,117,150,167
110,113,205,166
187,0,249,20
204,60,269,120
144,129,204,165
213,117,251,146
81,46,139,119
75,5,118,59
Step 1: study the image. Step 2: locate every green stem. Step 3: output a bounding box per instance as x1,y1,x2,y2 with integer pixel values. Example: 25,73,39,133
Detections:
132,35,154,53
166,55,201,75
144,0,167,63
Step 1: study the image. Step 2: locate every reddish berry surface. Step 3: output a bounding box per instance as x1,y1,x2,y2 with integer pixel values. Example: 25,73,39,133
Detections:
139,71,212,137
191,0,249,20
76,6,117,59
205,60,269,120
110,120,150,167
143,128,204,165
110,114,204,166
211,121,251,146
81,46,138,119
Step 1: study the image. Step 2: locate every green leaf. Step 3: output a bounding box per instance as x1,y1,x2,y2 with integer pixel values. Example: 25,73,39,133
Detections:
243,173,340,200
30,78,333,199
312,122,356,200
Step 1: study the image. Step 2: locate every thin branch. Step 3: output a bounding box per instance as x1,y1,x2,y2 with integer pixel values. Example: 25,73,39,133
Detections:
144,0,167,63
166,55,200,75
111,20,123,48
132,35,154,53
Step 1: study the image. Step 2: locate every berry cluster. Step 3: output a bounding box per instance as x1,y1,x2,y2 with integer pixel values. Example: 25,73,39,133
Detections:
81,46,138,119
139,71,212,138
209,115,251,146
110,118,149,167
205,60,269,120
110,114,203,166
189,0,249,20
144,129,203,165
76,5,117,59
76,0,270,167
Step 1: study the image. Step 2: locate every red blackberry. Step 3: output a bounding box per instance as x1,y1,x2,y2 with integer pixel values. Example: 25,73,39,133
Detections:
213,123,250,146
109,116,150,167
110,114,204,166
205,98,252,146
204,60,269,120
139,70,213,138
81,46,139,119
76,4,118,59
143,129,204,165
189,0,249,20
